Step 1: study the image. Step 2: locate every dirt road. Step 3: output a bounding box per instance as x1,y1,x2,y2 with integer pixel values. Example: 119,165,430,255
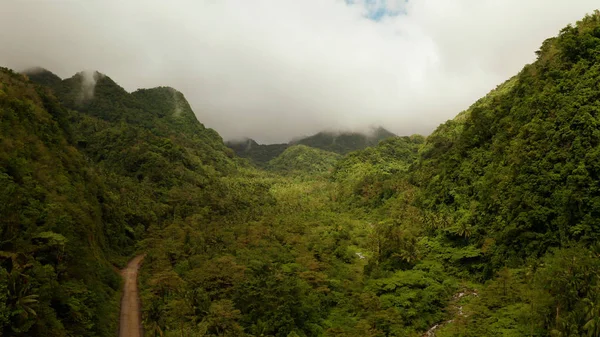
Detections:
119,255,145,337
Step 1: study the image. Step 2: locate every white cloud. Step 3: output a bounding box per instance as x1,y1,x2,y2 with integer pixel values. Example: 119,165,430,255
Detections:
0,0,597,143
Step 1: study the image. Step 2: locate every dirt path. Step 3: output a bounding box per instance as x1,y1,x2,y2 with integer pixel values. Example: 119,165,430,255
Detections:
119,255,145,337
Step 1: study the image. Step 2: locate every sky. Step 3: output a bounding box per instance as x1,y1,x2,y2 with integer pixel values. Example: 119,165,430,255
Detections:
0,1,598,143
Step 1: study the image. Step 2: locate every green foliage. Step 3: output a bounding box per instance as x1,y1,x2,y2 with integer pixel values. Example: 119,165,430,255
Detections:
437,246,600,336
226,139,288,167
267,145,341,174
416,10,600,270
226,127,397,166
412,10,600,336
368,268,453,326
332,136,423,207
3,64,260,336
198,300,245,337
0,68,121,336
22,68,62,88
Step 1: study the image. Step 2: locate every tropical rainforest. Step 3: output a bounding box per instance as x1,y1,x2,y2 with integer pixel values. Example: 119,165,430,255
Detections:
2,10,600,337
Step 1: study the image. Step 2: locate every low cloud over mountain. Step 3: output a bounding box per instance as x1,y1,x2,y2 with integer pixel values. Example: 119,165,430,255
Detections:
1,0,597,142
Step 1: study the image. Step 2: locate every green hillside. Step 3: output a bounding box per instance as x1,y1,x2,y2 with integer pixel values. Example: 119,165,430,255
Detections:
294,127,397,154
0,68,123,336
267,145,341,174
417,11,600,264
227,127,397,166
226,139,288,167
1,66,270,336
332,135,424,207
413,11,600,335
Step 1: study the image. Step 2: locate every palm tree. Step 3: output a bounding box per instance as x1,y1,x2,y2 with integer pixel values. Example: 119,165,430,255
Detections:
583,297,600,337
4,256,39,333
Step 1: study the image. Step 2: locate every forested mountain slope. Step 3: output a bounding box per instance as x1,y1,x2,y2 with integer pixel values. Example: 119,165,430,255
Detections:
226,139,289,167
26,69,259,224
267,145,340,174
0,66,271,336
332,135,424,207
0,68,122,336
416,11,600,266
413,11,600,335
227,127,396,166
293,127,396,155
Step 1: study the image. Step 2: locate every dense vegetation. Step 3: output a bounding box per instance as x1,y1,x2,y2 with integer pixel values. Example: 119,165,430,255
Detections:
416,11,600,336
225,139,288,168
0,68,122,336
226,127,396,167
3,10,600,337
267,145,340,174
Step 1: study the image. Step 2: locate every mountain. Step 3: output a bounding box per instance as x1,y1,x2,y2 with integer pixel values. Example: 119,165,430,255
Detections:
26,69,239,177
293,126,397,154
227,126,397,166
226,138,288,167
416,12,600,263
21,67,62,87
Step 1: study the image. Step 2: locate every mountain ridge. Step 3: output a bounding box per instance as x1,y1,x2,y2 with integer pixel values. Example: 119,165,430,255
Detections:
227,126,398,166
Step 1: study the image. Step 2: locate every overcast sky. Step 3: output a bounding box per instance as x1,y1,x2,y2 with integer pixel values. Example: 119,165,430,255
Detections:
1,1,598,143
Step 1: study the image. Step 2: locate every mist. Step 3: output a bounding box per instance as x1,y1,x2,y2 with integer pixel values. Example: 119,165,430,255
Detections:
0,1,597,143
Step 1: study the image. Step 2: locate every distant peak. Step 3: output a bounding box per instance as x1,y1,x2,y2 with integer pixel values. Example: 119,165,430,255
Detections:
367,126,396,139
72,70,105,82
226,138,259,146
21,67,62,87
131,85,198,122
137,86,180,95
69,70,105,101
22,66,56,76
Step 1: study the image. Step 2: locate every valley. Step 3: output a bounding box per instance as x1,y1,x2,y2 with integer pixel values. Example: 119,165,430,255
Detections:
1,10,600,337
